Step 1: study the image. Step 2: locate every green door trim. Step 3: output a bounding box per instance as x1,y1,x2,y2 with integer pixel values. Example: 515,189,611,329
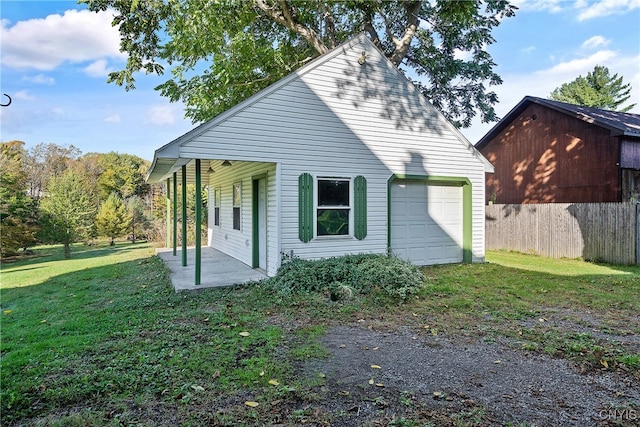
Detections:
252,173,268,268
387,174,473,263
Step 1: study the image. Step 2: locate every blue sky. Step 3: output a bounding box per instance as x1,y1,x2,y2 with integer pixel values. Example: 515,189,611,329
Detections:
1,0,639,161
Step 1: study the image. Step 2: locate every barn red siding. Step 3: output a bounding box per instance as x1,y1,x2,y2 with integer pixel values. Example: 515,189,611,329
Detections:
480,104,621,204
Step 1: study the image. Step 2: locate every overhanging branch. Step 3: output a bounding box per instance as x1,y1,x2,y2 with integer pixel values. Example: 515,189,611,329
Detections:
254,0,329,55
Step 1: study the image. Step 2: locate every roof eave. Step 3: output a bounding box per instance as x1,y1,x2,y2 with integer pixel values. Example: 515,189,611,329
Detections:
475,96,535,149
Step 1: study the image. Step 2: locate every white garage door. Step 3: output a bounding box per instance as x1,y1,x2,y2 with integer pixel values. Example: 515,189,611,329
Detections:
391,180,463,265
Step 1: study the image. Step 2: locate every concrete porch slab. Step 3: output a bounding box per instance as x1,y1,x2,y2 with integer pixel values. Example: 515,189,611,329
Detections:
156,247,267,291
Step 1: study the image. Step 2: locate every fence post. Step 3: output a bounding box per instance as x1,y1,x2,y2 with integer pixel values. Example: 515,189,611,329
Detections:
636,204,640,265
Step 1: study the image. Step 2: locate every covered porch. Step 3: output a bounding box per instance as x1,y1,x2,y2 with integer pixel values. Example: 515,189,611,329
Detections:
148,155,276,288
156,247,267,292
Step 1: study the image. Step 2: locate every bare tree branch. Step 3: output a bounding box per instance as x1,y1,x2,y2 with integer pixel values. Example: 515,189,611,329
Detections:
324,8,337,49
377,7,399,46
254,0,329,55
363,22,380,45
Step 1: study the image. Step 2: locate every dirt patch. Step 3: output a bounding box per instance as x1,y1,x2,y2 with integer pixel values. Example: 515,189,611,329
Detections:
302,324,639,426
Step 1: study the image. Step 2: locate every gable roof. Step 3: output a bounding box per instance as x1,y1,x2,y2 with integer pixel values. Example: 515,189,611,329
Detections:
475,96,640,149
147,34,493,183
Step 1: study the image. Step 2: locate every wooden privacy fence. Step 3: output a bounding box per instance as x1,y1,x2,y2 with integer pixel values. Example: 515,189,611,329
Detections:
485,203,640,265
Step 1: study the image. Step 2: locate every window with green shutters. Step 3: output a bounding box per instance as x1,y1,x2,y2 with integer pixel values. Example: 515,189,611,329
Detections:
298,174,367,242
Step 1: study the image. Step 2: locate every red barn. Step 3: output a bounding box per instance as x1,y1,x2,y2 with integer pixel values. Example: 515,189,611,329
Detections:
476,96,640,204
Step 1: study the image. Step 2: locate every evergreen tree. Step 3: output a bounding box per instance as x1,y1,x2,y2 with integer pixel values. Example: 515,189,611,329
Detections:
550,65,636,112
126,196,149,243
39,171,98,258
96,193,132,246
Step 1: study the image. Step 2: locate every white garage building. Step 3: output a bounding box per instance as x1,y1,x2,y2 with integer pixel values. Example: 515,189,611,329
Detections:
146,34,493,286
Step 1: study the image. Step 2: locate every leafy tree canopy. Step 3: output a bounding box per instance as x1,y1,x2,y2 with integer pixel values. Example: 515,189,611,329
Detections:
0,141,38,256
550,65,637,112
84,0,516,128
96,152,151,201
25,142,81,199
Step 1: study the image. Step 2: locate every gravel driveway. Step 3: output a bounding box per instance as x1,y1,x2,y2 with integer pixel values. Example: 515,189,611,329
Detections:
302,324,639,426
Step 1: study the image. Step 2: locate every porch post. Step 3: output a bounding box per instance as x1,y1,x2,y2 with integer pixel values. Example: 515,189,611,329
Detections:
173,172,177,256
195,159,202,286
166,178,171,248
181,165,187,267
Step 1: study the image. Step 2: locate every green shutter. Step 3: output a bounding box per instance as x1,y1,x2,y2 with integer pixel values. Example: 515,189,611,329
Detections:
298,173,313,242
354,175,367,240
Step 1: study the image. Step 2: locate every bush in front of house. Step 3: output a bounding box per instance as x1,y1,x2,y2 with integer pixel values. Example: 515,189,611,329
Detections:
264,253,425,302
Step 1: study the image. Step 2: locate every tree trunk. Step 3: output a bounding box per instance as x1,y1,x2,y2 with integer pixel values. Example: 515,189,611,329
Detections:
64,243,71,259
388,1,421,66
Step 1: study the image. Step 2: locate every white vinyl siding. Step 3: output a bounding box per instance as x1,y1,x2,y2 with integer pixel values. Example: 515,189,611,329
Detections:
207,162,278,275
167,35,487,269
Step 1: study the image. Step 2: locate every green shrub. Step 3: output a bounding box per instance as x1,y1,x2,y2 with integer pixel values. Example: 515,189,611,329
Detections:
265,253,425,302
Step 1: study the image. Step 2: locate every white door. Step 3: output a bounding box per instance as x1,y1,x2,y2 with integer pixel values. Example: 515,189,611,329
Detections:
390,180,463,265
257,178,267,269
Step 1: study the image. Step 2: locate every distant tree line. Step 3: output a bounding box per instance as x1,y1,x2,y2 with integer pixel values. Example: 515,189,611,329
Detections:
1,141,205,259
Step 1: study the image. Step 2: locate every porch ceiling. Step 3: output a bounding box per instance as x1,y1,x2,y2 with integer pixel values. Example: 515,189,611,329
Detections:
147,158,216,184
147,158,274,184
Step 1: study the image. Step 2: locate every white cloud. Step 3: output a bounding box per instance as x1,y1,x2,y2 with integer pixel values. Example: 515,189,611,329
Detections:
512,0,565,13
22,74,55,85
1,9,125,71
13,90,36,101
454,49,473,61
84,59,114,78
148,105,177,125
577,0,640,21
514,0,640,21
544,50,617,75
51,107,66,118
581,36,611,50
521,46,536,55
104,114,121,123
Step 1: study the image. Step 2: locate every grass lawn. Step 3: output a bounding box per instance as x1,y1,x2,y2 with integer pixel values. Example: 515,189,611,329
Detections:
1,244,638,426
